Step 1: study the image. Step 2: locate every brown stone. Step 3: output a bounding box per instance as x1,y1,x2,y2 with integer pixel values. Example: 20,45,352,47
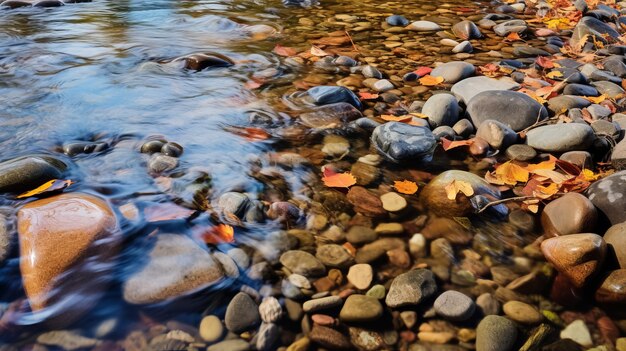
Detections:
17,193,119,312
550,273,585,308
605,223,626,269
541,233,606,288
347,186,386,218
308,325,352,350
421,217,473,244
595,269,626,305
541,193,597,237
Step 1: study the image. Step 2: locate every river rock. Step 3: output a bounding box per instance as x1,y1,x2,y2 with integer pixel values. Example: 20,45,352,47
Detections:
407,20,441,31
604,223,626,269
453,40,472,53
303,295,343,313
493,19,527,36
452,20,482,39
303,86,362,110
450,76,520,104
560,320,593,347
541,193,598,236
0,155,66,194
347,263,373,290
316,244,354,269
571,16,620,48
591,81,626,99
199,315,224,342
123,233,224,304
595,269,626,305
18,193,119,313
387,15,409,27
431,61,476,84
467,90,547,131
309,325,352,350
505,144,537,161
385,269,437,308
587,171,626,225
526,123,596,152
173,53,234,71
563,83,600,96
541,233,606,288
225,292,260,334
148,154,178,173
347,186,386,218
547,95,591,113
422,93,460,128
561,151,593,169
207,339,250,351
420,170,501,217
339,294,383,322
370,122,436,163
300,103,362,129
476,119,518,150
476,315,518,351
280,250,326,277
502,301,543,324
434,291,475,321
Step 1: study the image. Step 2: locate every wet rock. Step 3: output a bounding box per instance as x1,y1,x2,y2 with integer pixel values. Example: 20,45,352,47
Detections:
303,86,362,110
256,322,279,351
225,292,260,334
604,223,626,268
434,291,475,321
587,170,626,225
476,119,518,150
514,46,550,57
299,103,362,129
541,193,598,236
347,186,386,218
0,0,33,8
611,139,626,170
33,0,63,7
37,331,100,350
0,155,66,194
316,244,354,269
595,269,626,304
560,320,593,347
199,315,224,342
372,79,394,92
161,142,183,157
347,263,373,290
339,294,383,322
173,53,234,71
453,118,475,137
571,16,620,48
259,296,282,323
387,14,409,27
371,122,436,163
420,170,501,217
148,153,178,173
452,20,482,39
467,90,547,132
450,76,520,104
591,81,626,98
541,233,606,288
407,20,441,31
476,315,518,351
476,293,500,316
502,301,543,324
560,151,593,169
526,123,596,152
280,250,326,277
587,104,611,120
453,40,473,53
431,61,475,84
206,339,250,351
303,295,343,313
63,141,108,156
493,20,527,36
422,93,460,128
505,144,537,161
309,325,352,350
18,193,119,314
543,339,584,351
385,269,437,308
122,234,224,304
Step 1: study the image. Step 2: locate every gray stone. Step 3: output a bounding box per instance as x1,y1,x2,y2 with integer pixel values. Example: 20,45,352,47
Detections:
302,295,343,313
526,123,596,152
256,322,279,351
316,244,354,268
612,139,626,169
453,119,475,137
505,144,537,161
434,291,476,321
563,83,599,96
588,104,612,120
476,315,518,351
385,269,437,308
493,20,527,36
476,119,518,150
431,61,476,84
592,119,620,138
372,79,394,92
587,170,626,225
280,250,326,277
571,16,620,48
452,40,473,53
591,81,625,99
0,155,66,194
467,90,548,131
548,95,591,113
451,76,520,104
407,20,441,31
560,151,593,169
452,20,482,40
432,126,456,140
362,65,383,79
514,46,550,57
371,122,437,163
225,292,260,334
387,15,410,27
422,93,460,128
122,234,224,304
148,153,178,173
218,192,251,218
300,103,362,129
476,293,500,316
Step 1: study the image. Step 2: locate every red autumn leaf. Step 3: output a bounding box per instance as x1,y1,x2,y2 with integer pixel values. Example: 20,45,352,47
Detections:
273,44,297,57
358,92,379,100
536,56,555,69
414,66,432,77
441,137,474,151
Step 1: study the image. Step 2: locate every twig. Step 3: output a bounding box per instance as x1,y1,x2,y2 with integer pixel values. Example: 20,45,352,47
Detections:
519,323,553,351
476,196,537,214
345,30,359,52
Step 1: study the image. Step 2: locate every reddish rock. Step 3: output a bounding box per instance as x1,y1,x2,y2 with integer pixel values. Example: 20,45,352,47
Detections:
17,193,119,317
421,217,473,244
604,223,626,269
347,186,386,218
595,269,626,305
541,233,606,288
541,193,597,237
550,273,585,308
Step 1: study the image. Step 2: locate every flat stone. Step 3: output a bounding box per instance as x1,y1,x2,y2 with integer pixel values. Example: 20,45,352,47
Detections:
380,192,407,212
503,301,543,324
450,76,520,104
587,171,626,225
303,295,343,313
571,16,620,48
280,250,326,277
422,93,460,128
385,269,437,308
526,123,596,152
548,95,591,113
467,90,547,132
303,85,362,110
563,83,599,96
476,315,518,351
339,294,383,322
207,339,250,351
309,325,352,350
591,81,626,99
0,155,66,194
316,244,354,269
407,20,441,31
434,291,475,321
541,233,606,288
505,144,537,161
371,122,436,163
476,293,500,316
431,61,476,84
346,226,377,245
37,331,100,351
452,20,482,40
541,193,597,236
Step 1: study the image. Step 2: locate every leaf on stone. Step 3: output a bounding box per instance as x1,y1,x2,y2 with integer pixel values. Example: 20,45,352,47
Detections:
201,224,235,244
583,94,608,104
488,161,529,185
523,180,559,199
310,45,330,57
525,160,556,172
17,179,74,199
522,198,541,213
322,169,357,188
358,92,379,100
414,66,432,77
441,137,474,151
381,114,412,122
546,70,563,79
505,32,523,42
419,75,444,86
273,44,297,57
445,180,474,200
394,180,418,195
536,56,555,69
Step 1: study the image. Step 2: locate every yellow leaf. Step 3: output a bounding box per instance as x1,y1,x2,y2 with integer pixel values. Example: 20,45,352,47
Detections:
546,71,563,79
17,179,74,199
583,94,607,104
494,161,529,185
381,114,412,122
531,169,574,184
322,171,357,188
394,180,418,195
526,160,556,172
419,75,445,86
580,168,600,181
445,180,475,200
544,18,571,30
533,182,560,199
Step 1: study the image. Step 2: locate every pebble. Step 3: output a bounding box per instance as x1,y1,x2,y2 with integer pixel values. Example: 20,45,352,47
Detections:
302,295,343,313
371,122,437,163
372,79,394,92
541,233,606,288
434,290,476,321
431,61,476,84
467,90,547,132
505,144,537,161
476,119,518,150
380,192,407,212
476,293,500,316
316,244,354,269
339,294,383,322
206,339,250,351
280,250,326,277
407,20,441,31
386,15,409,27
560,320,593,347
309,325,352,350
541,193,597,236
367,284,386,299
225,292,261,334
347,263,373,290
259,296,282,323
385,269,437,308
199,315,224,343
525,123,596,152
503,301,543,324
422,93,460,128
476,315,518,351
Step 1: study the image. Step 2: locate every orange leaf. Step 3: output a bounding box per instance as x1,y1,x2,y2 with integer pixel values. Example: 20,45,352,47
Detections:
273,44,297,57
394,180,418,195
381,114,412,122
489,161,529,185
17,179,74,199
525,160,556,172
536,56,555,69
310,45,330,57
419,75,444,86
441,138,474,151
322,169,357,188
505,32,522,42
444,180,474,200
414,66,432,77
224,126,270,141
201,224,235,244
359,92,379,100
583,94,607,104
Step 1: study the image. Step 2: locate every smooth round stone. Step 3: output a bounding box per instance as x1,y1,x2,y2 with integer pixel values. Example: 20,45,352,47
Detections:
476,119,518,150
370,122,436,163
453,119,475,137
148,153,178,173
503,301,543,324
199,315,224,342
174,53,234,71
440,38,460,46
280,250,326,277
372,79,394,92
547,95,591,113
422,93,460,128
431,61,476,84
476,315,518,351
560,151,593,169
259,296,282,323
493,20,527,36
303,296,343,313
407,20,441,31
380,192,407,212
560,320,593,348
434,291,476,321
605,223,626,269
309,325,352,350
386,15,409,27
140,140,165,154
385,269,437,308
339,294,383,322
346,226,377,245
0,155,66,194
288,274,311,289
63,141,108,156
571,16,620,48
161,142,183,157
303,86,362,110
476,293,500,316
366,284,386,299
541,234,606,288
514,46,550,57
588,171,626,225
432,126,455,140
588,104,612,120
563,83,600,96
505,144,537,161
452,20,482,39
362,65,382,79
347,264,374,290
225,292,260,334
591,81,626,99
541,193,597,237
595,269,626,304
592,120,620,138
467,90,547,132
452,40,473,53
525,123,596,152
316,244,354,269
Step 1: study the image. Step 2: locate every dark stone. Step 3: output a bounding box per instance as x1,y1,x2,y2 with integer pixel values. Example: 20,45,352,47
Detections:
587,170,626,225
0,0,32,8
386,15,409,27
571,16,620,47
304,86,362,110
547,95,591,113
225,292,260,334
466,90,548,132
173,53,234,71
0,156,67,194
370,122,436,163
63,141,108,156
563,83,599,96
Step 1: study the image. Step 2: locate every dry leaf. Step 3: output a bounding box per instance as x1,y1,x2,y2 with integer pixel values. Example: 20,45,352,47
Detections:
536,56,555,69
546,70,564,79
583,94,607,104
310,45,330,57
201,224,235,244
322,169,357,188
273,44,297,57
17,179,74,199
445,180,474,200
394,180,418,195
358,92,379,100
505,32,523,41
381,114,412,122
441,138,474,151
493,161,529,185
224,126,270,141
419,75,445,86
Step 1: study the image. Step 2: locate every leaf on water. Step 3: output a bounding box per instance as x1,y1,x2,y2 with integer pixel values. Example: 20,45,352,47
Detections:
414,66,432,77
322,169,357,188
441,137,474,151
201,224,235,244
546,70,564,79
224,126,271,141
445,180,474,200
273,44,297,57
17,179,74,199
358,92,379,100
419,75,444,86
394,180,418,195
310,45,330,57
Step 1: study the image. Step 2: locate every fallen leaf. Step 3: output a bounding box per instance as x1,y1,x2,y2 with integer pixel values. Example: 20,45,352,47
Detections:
579,168,600,181
536,56,555,69
505,32,523,41
17,179,74,199
224,126,270,141
394,180,418,195
414,66,432,77
358,92,379,100
419,75,445,86
201,224,235,244
322,169,357,188
273,44,297,57
310,45,330,57
531,168,574,184
522,198,540,213
445,180,474,200
583,94,607,104
441,138,474,151
492,161,529,185
526,160,556,172
381,114,412,122
144,203,195,222
546,70,564,79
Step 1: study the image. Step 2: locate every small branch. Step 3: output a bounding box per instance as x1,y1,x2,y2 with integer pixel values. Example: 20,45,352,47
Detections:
345,30,359,52
476,196,537,214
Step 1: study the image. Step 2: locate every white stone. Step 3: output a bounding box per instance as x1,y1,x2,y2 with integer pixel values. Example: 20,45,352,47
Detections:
560,320,593,347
